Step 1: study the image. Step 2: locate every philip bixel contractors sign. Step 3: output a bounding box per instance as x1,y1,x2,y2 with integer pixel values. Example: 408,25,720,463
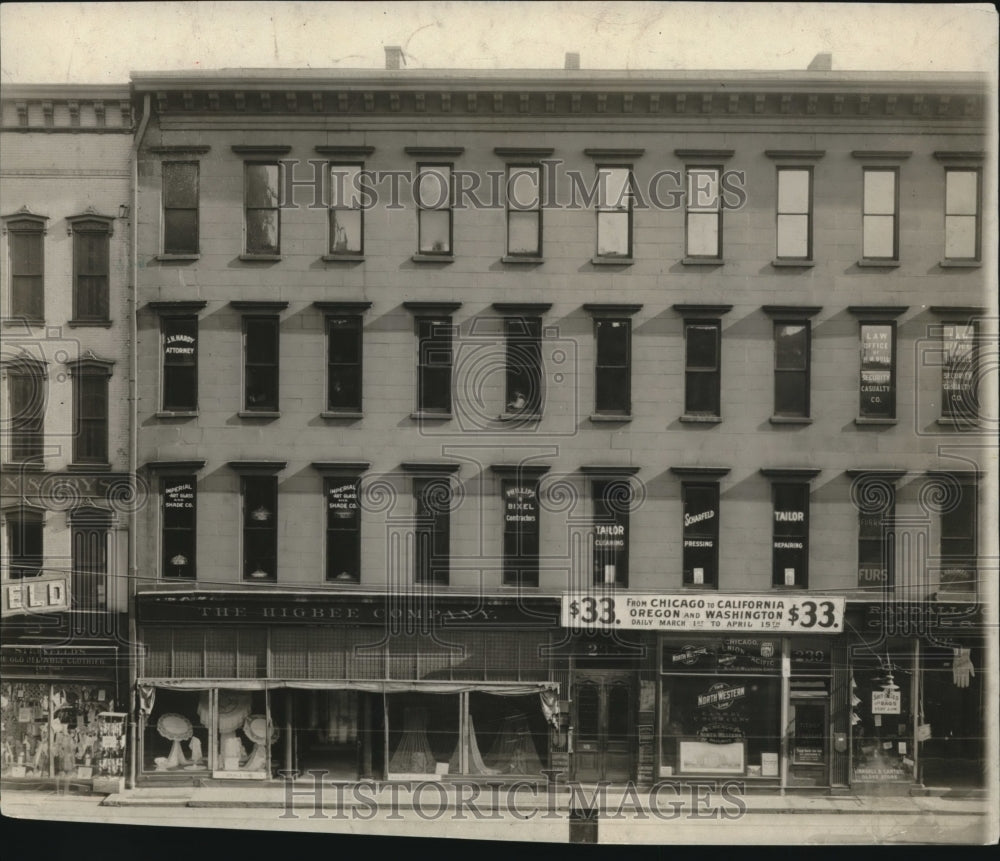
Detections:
561,593,845,634
1,574,70,617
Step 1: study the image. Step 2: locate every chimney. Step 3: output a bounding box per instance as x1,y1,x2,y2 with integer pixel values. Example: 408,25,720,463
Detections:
385,46,404,70
564,52,580,70
807,52,832,71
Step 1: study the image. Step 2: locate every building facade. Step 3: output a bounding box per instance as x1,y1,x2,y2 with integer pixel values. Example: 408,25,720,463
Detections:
1,85,134,791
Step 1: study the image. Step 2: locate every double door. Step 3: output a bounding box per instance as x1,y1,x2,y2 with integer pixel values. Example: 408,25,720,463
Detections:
573,671,634,782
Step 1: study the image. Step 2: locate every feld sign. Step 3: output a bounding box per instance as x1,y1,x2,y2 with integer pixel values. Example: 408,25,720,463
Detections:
2,574,70,617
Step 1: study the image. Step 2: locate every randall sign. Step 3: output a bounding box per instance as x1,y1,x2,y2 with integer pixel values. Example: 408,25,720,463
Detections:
562,593,845,633
2,574,71,617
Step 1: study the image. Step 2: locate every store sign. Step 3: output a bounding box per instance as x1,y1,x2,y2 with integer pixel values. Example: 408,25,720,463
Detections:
1,574,70,617
697,682,746,710
1,645,119,673
871,689,901,715
328,480,359,520
563,593,845,633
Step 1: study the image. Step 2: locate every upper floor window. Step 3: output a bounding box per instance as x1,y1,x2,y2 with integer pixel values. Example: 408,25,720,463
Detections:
325,476,361,583
243,316,280,413
70,217,112,323
504,316,543,417
241,475,278,582
506,165,542,258
584,469,637,588
416,164,453,256
162,162,200,255
5,358,45,463
417,317,454,415
329,163,364,256
944,168,981,262
770,481,810,587
941,322,978,422
71,508,111,613
776,168,812,261
682,481,720,587
161,475,196,579
594,318,631,416
938,475,977,594
3,506,43,579
500,475,542,588
326,315,363,414
858,322,896,420
684,320,721,418
686,167,722,259
773,321,811,419
851,473,898,592
4,215,45,322
161,316,199,412
70,359,113,465
595,166,632,259
862,168,898,260
412,473,453,586
244,163,280,255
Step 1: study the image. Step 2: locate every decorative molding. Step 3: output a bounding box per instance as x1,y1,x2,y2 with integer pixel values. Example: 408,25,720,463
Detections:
580,465,641,476
847,305,908,318
490,464,552,476
314,145,375,156
312,301,373,313
400,461,461,473
404,146,464,157
764,149,825,160
494,147,555,158
231,144,291,154
762,305,822,318
672,303,733,316
310,461,371,474
928,305,985,316
582,303,643,316
66,209,115,236
845,469,907,480
583,148,644,159
850,150,912,160
932,150,985,161
491,302,552,314
670,466,731,477
674,148,735,160
226,460,287,474
145,460,206,472
402,301,462,314
760,468,821,480
147,300,207,314
148,145,212,155
230,300,289,312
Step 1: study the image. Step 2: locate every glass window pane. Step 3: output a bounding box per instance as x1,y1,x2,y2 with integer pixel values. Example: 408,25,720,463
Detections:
419,210,451,253
417,168,451,209
163,366,197,411
687,213,719,256
329,165,362,208
328,370,360,410
595,367,628,413
164,210,198,254
864,170,896,215
778,169,810,213
685,373,719,415
246,211,278,254
245,367,277,410
245,164,279,207
945,216,977,259
687,169,719,211
600,168,630,209
946,171,977,215
597,320,629,366
863,215,895,258
420,366,451,412
775,324,807,369
327,531,360,581
777,214,809,258
245,319,278,364
328,321,360,363
508,167,540,209
507,211,539,255
596,211,629,256
775,371,806,416
686,325,718,370
163,164,198,207
330,209,362,254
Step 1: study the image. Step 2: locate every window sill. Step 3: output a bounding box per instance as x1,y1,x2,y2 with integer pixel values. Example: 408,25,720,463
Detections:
67,319,113,328
772,259,815,268
321,410,364,420
156,253,200,262
589,414,632,423
855,417,898,426
591,256,634,266
2,318,44,327
1,462,44,472
857,259,900,268
410,411,453,420
769,416,813,425
682,583,719,590
66,462,112,472
155,410,198,419
238,410,280,419
411,254,454,264
939,260,981,269
681,257,724,266
239,254,282,262
322,254,365,263
499,412,542,422
936,416,981,427
771,584,807,590
501,255,544,264
243,577,277,584
679,414,722,424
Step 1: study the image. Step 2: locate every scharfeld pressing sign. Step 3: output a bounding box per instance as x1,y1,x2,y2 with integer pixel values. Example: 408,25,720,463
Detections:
561,593,845,633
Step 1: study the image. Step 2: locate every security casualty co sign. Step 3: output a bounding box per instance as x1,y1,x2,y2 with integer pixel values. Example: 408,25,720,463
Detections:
561,593,845,634
2,574,71,617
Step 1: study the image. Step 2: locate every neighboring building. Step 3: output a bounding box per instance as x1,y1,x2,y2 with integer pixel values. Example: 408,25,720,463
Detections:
124,55,994,794
0,85,133,790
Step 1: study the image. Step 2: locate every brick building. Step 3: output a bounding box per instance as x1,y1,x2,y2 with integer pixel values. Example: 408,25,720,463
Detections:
1,85,134,790
122,56,996,793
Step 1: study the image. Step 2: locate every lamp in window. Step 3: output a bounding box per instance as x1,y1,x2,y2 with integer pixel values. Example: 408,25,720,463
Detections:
169,554,189,577
250,505,272,522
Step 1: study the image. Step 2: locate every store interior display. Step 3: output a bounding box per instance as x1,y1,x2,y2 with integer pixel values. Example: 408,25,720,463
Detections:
389,706,437,774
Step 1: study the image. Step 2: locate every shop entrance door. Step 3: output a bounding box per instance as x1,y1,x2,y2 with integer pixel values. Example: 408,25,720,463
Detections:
788,696,830,787
574,671,634,782
282,690,363,781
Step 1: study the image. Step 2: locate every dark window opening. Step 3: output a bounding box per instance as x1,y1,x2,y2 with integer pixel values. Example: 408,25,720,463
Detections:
244,163,280,255
414,477,451,585
773,322,810,418
163,162,199,254
502,478,540,587
243,316,279,412
684,321,721,416
327,316,363,412
504,316,543,416
161,316,198,412
161,476,196,579
682,482,720,587
592,479,630,587
72,222,110,322
595,319,630,415
771,482,809,587
242,476,278,582
417,318,453,413
326,476,361,583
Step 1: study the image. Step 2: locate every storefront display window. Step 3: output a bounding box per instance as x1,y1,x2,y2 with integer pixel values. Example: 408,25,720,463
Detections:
387,692,459,776
468,693,547,775
142,688,210,773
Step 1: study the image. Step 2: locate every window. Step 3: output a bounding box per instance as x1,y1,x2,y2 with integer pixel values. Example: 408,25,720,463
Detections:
161,316,199,412
944,168,981,261
502,477,541,587
596,166,632,258
686,167,722,258
329,163,364,255
771,483,809,587
594,319,631,415
684,321,721,417
413,476,451,585
862,168,898,260
71,510,110,612
417,318,453,414
416,164,452,255
244,163,280,255
242,476,277,582
5,507,43,578
326,315,363,413
71,219,111,322
592,478,631,587
161,476,196,579
682,483,720,587
71,361,112,464
859,323,896,419
939,477,976,593
243,316,279,412
857,483,895,591
326,476,361,582
776,168,812,260
5,360,45,463
506,165,542,257
504,316,543,416
5,218,44,321
162,162,199,255
773,322,810,418
941,322,978,421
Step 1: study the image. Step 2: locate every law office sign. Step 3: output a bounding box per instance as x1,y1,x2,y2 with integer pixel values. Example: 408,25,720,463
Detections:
2,573,70,617
561,593,845,634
